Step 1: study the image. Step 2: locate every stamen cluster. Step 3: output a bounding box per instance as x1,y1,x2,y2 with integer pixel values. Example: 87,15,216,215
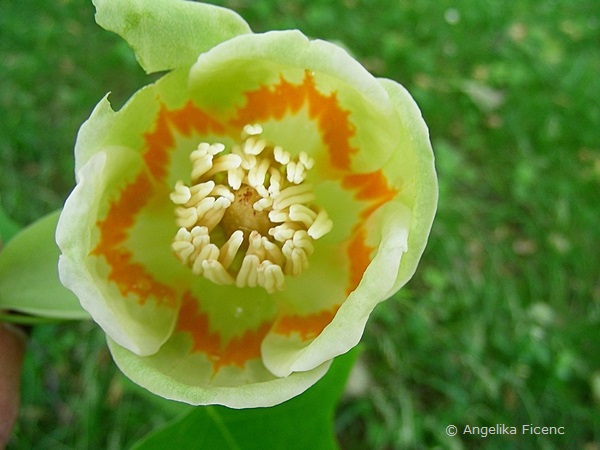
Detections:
170,124,332,293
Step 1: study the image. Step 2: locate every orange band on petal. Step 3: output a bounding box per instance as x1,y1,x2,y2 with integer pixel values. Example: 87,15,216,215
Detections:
306,80,356,170
177,291,220,356
343,170,398,219
144,102,226,181
347,226,374,294
92,173,177,307
232,71,358,170
177,292,271,372
168,101,226,137
233,75,304,123
274,305,340,341
217,322,271,372
343,172,396,292
143,108,175,180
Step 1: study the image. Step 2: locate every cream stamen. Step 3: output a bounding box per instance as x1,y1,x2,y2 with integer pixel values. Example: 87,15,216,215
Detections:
218,230,244,269
171,124,332,293
190,143,224,180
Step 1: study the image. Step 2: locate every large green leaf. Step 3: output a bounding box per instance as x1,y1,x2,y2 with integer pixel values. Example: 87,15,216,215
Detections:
93,0,252,74
130,348,359,450
0,210,88,319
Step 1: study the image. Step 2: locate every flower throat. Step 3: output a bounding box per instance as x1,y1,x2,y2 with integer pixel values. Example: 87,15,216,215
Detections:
170,124,332,293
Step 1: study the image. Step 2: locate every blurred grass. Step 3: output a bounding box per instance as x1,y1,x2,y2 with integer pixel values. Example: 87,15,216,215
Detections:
2,0,599,449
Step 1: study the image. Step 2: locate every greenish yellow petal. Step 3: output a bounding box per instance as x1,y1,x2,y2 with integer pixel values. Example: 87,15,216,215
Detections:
188,30,402,173
262,201,411,376
377,78,438,292
107,331,332,408
57,151,179,356
260,77,436,377
74,69,192,174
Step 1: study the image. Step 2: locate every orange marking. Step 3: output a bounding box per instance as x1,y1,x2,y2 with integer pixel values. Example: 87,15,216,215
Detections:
275,305,340,341
144,102,225,181
305,74,356,170
218,322,271,371
342,172,398,292
92,173,177,307
347,227,374,294
177,292,272,372
343,171,397,219
168,101,225,137
234,75,303,124
177,291,220,356
232,71,358,170
143,107,174,181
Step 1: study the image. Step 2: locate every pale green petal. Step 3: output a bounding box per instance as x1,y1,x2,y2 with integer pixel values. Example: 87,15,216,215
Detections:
74,69,189,174
0,211,88,319
377,78,438,292
262,201,411,377
93,0,251,74
185,281,276,343
74,89,157,174
57,152,178,356
274,241,347,315
107,336,332,408
262,78,436,376
189,30,401,173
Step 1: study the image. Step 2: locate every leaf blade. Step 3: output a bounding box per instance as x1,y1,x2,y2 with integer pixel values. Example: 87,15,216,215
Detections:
0,210,89,319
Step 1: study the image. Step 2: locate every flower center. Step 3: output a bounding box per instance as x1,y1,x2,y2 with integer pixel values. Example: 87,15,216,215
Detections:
170,124,333,293
221,185,271,238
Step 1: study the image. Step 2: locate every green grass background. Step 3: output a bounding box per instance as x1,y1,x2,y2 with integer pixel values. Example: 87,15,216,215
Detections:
2,0,599,448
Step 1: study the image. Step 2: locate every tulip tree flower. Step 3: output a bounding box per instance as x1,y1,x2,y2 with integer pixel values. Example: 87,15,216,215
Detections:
56,0,437,408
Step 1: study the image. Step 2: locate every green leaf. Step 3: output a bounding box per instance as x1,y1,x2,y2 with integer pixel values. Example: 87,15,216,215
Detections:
0,202,21,246
130,348,359,450
93,0,252,74
0,210,89,319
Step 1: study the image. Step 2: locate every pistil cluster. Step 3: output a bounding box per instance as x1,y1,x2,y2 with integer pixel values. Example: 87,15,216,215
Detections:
170,124,332,293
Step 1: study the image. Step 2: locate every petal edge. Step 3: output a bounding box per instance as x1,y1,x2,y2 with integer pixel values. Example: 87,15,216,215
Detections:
108,337,332,408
